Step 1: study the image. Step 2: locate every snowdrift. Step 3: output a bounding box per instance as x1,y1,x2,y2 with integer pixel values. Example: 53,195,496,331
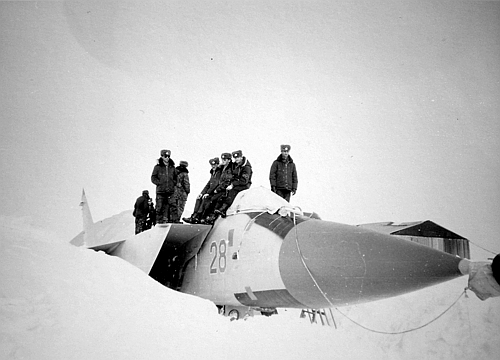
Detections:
1,216,499,360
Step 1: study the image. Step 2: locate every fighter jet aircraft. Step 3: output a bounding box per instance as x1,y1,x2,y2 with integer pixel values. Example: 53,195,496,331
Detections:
71,186,499,320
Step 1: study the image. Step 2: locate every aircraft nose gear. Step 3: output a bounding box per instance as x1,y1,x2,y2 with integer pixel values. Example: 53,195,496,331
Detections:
216,305,255,320
300,308,337,327
228,309,239,321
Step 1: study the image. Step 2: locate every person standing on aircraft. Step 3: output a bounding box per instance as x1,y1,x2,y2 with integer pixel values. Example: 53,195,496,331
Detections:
151,149,178,224
202,153,234,224
133,190,151,234
213,150,252,219
144,198,156,230
183,157,221,224
173,160,190,223
269,144,298,202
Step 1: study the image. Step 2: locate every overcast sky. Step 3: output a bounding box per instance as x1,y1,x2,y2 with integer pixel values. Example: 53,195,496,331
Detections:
1,1,499,258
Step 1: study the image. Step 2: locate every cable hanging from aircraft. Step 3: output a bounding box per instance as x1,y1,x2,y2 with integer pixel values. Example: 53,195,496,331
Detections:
291,212,469,335
467,239,498,256
335,289,468,335
291,212,336,309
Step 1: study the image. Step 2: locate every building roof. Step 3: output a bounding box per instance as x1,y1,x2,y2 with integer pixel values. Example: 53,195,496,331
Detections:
357,220,467,240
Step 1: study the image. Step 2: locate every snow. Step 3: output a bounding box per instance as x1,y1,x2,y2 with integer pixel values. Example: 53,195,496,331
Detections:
226,186,303,216
1,216,499,360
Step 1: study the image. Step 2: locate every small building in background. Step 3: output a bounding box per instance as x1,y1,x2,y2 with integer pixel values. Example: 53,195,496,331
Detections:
357,220,470,259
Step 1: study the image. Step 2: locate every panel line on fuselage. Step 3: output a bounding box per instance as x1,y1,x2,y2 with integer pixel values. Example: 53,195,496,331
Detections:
245,211,310,239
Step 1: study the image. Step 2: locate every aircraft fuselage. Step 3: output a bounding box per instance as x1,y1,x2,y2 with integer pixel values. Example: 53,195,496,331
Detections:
179,210,464,310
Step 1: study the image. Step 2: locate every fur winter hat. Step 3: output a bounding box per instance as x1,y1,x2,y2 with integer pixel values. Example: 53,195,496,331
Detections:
221,153,231,160
209,157,220,165
160,149,171,157
179,160,188,167
280,145,291,152
232,150,243,158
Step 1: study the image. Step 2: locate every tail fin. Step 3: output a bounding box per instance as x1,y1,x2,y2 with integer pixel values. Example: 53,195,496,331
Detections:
80,189,94,246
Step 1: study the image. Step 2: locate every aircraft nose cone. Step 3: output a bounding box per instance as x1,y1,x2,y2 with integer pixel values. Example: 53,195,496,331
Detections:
279,219,463,308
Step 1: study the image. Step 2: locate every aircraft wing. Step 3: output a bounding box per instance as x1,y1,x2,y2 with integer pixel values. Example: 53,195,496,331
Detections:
72,190,212,274
111,223,211,275
70,209,134,248
75,221,212,275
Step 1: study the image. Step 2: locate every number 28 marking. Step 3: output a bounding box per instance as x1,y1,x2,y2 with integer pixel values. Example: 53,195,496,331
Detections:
209,229,235,275
210,239,227,274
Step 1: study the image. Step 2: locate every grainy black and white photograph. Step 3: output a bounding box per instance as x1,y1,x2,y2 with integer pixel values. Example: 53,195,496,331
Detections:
1,1,499,359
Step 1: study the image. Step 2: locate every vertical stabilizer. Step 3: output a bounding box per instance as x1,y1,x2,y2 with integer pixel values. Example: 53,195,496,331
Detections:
80,189,94,246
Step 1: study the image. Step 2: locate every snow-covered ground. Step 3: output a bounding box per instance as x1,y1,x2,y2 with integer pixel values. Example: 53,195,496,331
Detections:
1,216,499,360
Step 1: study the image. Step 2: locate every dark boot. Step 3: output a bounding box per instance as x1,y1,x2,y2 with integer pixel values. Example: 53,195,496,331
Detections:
214,206,227,218
214,209,223,217
204,214,216,225
182,214,198,224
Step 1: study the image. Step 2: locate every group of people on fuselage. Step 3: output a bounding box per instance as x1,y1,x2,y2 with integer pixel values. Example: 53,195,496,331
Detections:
133,145,298,233
183,144,298,225
183,149,253,225
150,149,190,225
134,149,190,234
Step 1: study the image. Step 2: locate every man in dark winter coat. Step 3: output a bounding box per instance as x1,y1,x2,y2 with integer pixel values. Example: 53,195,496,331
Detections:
144,198,156,230
173,160,190,223
133,190,151,234
151,149,178,223
213,150,252,218
201,153,234,223
183,157,221,224
269,144,298,202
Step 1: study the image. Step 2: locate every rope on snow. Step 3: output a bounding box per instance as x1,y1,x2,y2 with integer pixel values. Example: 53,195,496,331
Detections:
334,289,467,335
